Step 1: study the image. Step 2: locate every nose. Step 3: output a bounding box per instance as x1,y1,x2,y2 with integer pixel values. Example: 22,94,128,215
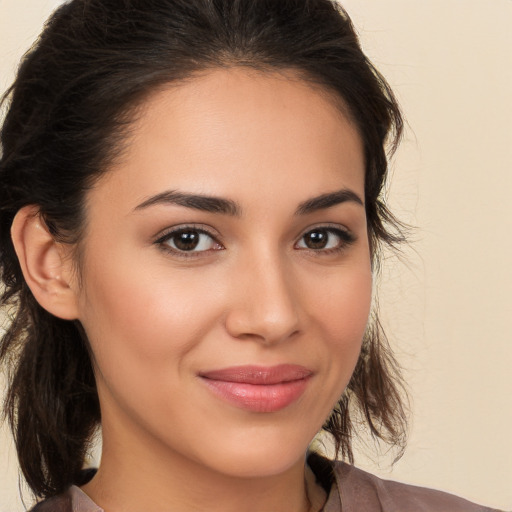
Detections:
224,254,301,345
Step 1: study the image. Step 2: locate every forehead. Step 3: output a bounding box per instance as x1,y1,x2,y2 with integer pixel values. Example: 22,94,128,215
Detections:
90,67,365,213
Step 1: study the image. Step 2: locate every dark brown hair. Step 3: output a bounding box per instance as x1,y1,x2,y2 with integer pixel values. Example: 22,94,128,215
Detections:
0,0,407,499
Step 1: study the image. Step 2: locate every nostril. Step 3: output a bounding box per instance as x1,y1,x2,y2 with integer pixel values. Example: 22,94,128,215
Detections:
224,295,301,345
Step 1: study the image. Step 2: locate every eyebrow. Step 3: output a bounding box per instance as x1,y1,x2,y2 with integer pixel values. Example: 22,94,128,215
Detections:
134,190,241,216
295,189,364,215
134,188,364,216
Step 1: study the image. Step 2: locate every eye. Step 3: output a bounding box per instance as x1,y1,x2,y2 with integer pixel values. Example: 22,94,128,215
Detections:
156,227,223,254
296,227,354,252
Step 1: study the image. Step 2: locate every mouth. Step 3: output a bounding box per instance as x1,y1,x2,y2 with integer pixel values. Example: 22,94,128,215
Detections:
198,364,313,413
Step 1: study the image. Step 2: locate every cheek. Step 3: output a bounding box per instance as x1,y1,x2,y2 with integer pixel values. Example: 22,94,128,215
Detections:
309,262,372,340
305,262,373,390
77,264,220,438
77,252,220,384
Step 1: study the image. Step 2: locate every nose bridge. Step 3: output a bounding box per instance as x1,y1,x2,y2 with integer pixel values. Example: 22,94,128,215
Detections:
225,245,301,344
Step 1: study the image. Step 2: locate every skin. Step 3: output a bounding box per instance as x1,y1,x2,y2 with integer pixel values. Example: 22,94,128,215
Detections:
17,67,373,512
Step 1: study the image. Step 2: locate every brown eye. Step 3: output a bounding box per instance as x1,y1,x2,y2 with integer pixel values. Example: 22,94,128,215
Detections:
173,230,201,251
296,227,354,252
302,229,330,249
159,228,220,253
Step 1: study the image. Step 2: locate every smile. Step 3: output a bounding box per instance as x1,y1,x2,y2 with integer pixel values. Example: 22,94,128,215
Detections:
199,365,313,413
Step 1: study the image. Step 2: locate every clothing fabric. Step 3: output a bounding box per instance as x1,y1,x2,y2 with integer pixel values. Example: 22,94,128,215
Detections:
29,454,503,512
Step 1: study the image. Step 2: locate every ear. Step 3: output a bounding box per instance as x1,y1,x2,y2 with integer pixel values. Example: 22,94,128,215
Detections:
11,205,79,320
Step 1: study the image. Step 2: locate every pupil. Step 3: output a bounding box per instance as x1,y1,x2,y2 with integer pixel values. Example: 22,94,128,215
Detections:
174,230,199,251
306,230,327,249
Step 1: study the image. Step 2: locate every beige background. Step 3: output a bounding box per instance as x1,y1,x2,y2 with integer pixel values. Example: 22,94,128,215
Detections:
1,0,511,510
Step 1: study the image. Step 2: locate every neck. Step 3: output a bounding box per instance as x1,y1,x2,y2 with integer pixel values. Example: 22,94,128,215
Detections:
82,417,313,512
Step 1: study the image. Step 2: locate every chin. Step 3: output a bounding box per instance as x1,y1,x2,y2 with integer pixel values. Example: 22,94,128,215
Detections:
196,428,313,479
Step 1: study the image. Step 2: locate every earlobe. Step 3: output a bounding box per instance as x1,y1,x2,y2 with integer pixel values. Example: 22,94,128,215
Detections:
11,205,79,320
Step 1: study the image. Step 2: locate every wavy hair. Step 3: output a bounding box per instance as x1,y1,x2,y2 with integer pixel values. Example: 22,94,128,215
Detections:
0,0,407,498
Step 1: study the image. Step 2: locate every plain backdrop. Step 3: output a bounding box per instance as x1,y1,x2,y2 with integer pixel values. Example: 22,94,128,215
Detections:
1,1,511,510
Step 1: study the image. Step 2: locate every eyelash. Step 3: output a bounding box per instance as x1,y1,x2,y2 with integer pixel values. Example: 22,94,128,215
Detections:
154,224,222,258
154,224,356,259
296,225,356,256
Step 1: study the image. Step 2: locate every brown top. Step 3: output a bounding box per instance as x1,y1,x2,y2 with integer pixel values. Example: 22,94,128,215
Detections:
30,454,505,512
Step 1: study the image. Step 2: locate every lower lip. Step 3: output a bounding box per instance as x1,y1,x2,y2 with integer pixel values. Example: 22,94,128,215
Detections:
200,377,311,413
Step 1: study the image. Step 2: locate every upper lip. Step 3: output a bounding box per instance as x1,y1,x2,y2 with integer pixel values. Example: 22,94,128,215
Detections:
199,364,313,385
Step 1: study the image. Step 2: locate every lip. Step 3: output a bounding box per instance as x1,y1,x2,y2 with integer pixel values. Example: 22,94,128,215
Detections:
199,365,313,413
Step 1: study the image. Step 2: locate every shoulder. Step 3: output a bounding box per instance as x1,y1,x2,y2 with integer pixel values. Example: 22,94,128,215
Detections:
29,491,72,512
331,459,502,512
28,469,100,512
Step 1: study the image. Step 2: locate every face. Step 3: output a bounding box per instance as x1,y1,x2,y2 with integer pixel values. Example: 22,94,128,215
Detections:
73,68,372,478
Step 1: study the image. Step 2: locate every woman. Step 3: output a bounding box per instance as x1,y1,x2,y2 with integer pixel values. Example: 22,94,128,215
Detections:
0,1,503,511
